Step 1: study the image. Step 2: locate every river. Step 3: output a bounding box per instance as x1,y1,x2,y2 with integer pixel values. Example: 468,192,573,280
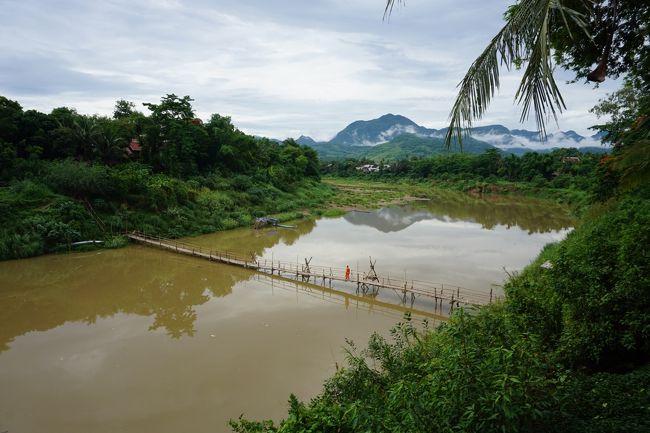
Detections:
0,191,574,433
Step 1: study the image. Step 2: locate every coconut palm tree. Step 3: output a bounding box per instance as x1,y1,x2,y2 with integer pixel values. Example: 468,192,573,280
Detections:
72,115,100,161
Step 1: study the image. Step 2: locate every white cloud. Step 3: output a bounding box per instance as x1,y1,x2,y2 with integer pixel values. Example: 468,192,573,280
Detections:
0,0,621,141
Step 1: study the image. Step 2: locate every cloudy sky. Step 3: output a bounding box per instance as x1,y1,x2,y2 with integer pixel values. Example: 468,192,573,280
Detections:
1,0,620,140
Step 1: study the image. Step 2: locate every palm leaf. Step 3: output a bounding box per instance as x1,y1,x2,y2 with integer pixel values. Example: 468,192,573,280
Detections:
385,0,588,148
384,0,404,19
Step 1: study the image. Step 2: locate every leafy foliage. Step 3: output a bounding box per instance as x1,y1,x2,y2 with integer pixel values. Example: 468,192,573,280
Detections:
506,195,650,370
0,94,325,260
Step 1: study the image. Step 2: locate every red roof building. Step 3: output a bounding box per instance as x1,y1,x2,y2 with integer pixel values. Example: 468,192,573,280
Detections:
125,138,142,156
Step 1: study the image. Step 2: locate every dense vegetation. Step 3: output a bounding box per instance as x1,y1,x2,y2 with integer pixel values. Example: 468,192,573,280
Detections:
324,148,598,188
0,94,329,260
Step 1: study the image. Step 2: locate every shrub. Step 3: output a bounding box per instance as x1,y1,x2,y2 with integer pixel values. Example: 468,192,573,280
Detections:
506,196,650,370
45,160,117,197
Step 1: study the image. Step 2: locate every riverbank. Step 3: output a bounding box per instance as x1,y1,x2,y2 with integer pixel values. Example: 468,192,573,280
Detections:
322,177,585,217
0,167,334,260
2,173,582,261
1,184,583,433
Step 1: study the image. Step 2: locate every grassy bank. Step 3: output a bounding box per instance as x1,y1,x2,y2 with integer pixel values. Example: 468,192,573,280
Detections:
323,177,588,216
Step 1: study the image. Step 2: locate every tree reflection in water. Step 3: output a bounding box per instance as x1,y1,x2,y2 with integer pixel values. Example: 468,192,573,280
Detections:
0,248,255,351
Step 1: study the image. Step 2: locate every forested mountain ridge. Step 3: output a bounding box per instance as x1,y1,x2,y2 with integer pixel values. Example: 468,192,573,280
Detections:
309,133,495,161
327,113,428,146
295,113,607,160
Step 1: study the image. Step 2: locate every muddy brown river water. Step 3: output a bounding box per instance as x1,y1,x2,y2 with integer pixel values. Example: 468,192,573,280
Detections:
0,191,574,433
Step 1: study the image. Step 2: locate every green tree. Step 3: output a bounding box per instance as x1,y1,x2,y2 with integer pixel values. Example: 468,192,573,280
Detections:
113,99,137,119
141,95,198,176
72,115,100,161
0,96,22,144
143,94,195,124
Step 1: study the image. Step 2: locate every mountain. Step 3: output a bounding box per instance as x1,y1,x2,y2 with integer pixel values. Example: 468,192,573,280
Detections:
325,114,604,149
307,134,495,161
296,135,318,146
329,114,433,146
291,114,608,160
465,126,604,151
308,142,364,159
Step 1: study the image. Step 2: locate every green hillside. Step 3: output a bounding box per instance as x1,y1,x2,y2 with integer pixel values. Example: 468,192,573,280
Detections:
362,134,494,161
308,142,365,159
310,133,495,161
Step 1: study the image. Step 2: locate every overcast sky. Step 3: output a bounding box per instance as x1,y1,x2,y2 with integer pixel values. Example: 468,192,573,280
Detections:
0,0,620,140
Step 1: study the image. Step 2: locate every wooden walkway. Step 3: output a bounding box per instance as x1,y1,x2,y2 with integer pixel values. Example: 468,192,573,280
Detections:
127,231,498,310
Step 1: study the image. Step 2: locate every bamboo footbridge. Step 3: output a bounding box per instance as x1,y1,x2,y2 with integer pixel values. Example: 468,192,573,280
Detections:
127,231,499,310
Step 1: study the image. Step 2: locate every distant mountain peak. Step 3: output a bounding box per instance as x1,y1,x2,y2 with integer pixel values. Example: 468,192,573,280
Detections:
296,135,317,146
329,113,433,146
377,113,417,124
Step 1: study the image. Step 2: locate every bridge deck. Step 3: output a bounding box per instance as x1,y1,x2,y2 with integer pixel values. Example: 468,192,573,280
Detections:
127,232,496,308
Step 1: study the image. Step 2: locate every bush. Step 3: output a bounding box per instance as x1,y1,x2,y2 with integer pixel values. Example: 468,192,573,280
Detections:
545,364,650,433
506,195,650,370
45,160,117,197
104,235,128,249
0,232,44,259
231,309,560,433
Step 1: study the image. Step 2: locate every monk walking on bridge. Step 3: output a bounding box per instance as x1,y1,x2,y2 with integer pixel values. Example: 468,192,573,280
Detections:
345,265,351,281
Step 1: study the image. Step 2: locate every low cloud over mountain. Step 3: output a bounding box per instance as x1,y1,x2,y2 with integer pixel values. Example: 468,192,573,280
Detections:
297,114,606,153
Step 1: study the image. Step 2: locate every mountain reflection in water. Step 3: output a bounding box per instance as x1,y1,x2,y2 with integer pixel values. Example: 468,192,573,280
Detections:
344,192,574,234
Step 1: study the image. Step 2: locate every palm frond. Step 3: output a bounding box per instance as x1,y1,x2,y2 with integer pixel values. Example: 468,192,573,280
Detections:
443,0,587,147
383,0,588,147
515,6,566,137
384,0,405,20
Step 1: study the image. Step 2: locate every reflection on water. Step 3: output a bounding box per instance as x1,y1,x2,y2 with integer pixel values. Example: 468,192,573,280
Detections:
0,189,575,433
344,190,574,234
188,218,318,258
0,247,436,354
0,247,245,352
187,190,574,293
0,247,409,433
